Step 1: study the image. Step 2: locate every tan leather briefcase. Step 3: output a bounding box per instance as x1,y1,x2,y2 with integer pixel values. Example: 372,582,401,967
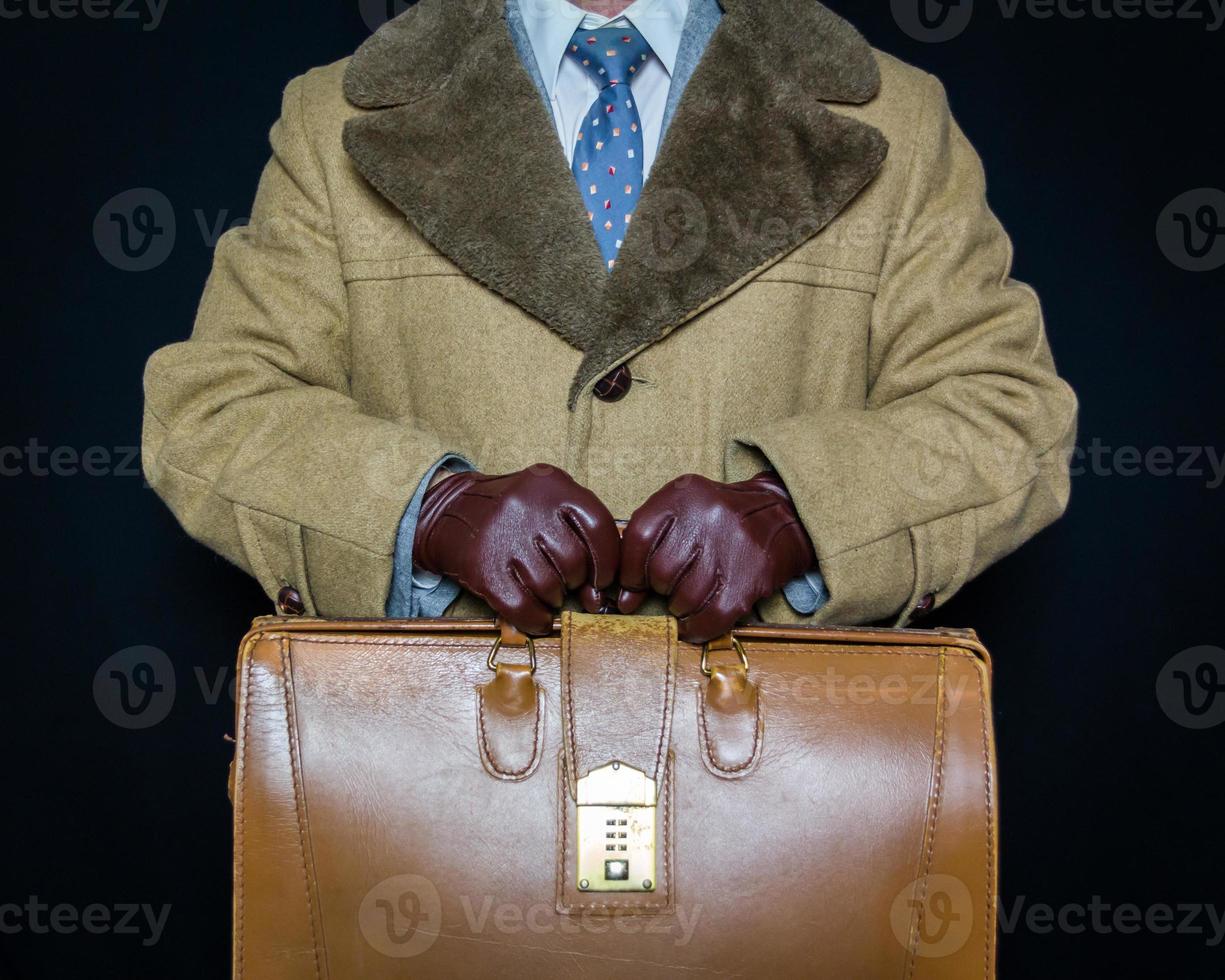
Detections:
232,611,997,979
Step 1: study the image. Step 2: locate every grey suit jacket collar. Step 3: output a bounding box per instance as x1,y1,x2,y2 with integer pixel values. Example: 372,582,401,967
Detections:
503,0,551,109
662,0,722,137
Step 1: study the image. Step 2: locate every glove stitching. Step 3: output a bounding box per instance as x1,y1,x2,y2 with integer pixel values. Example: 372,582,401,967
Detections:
534,534,571,591
639,513,676,593
505,560,550,634
664,543,704,597
678,566,723,623
559,507,599,587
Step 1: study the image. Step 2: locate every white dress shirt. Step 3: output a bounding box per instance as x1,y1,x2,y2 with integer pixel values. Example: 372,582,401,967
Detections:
519,0,690,179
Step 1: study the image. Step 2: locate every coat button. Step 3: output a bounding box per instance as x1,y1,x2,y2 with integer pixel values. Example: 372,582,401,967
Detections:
914,592,936,617
593,364,633,403
277,586,305,616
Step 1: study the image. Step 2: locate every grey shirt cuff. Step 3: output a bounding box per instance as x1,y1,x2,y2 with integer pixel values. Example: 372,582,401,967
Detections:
782,569,830,616
386,453,475,619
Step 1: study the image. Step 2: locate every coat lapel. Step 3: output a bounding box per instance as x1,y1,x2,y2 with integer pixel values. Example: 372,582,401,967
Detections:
585,0,889,400
343,0,889,407
343,0,608,351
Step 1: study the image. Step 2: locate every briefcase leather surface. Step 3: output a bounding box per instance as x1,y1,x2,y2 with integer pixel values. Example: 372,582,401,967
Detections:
232,612,997,979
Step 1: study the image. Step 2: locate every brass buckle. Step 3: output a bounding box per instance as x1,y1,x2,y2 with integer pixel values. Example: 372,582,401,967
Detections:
575,761,657,892
487,635,537,675
700,635,749,678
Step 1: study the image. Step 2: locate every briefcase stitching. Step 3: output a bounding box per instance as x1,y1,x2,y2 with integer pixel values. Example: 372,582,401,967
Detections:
475,680,545,780
279,638,325,980
905,650,948,977
652,618,679,786
560,615,677,792
696,682,764,778
976,662,996,978
234,635,257,980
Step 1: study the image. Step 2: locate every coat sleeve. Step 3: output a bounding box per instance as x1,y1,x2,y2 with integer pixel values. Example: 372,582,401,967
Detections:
728,74,1078,626
142,75,451,616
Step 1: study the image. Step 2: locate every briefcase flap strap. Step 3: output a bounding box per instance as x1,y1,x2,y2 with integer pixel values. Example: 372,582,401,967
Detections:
559,612,678,800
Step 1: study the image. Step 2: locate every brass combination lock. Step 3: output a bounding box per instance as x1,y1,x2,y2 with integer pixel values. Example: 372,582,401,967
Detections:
575,761,657,892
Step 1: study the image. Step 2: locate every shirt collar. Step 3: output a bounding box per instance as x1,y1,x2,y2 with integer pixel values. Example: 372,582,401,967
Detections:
520,0,690,96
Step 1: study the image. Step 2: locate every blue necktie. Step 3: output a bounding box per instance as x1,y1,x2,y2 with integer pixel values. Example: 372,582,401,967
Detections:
566,25,654,271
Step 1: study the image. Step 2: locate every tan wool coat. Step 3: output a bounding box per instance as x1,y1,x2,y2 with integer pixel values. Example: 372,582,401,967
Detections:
142,0,1078,627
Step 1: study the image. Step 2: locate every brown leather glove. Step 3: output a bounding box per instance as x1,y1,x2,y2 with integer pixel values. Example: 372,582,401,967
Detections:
617,472,817,643
413,464,620,636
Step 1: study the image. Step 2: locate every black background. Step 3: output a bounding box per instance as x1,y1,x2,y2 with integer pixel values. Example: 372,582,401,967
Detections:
2,1,1223,977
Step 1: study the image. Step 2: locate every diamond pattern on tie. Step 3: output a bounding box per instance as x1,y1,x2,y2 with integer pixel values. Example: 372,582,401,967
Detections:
567,25,653,271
